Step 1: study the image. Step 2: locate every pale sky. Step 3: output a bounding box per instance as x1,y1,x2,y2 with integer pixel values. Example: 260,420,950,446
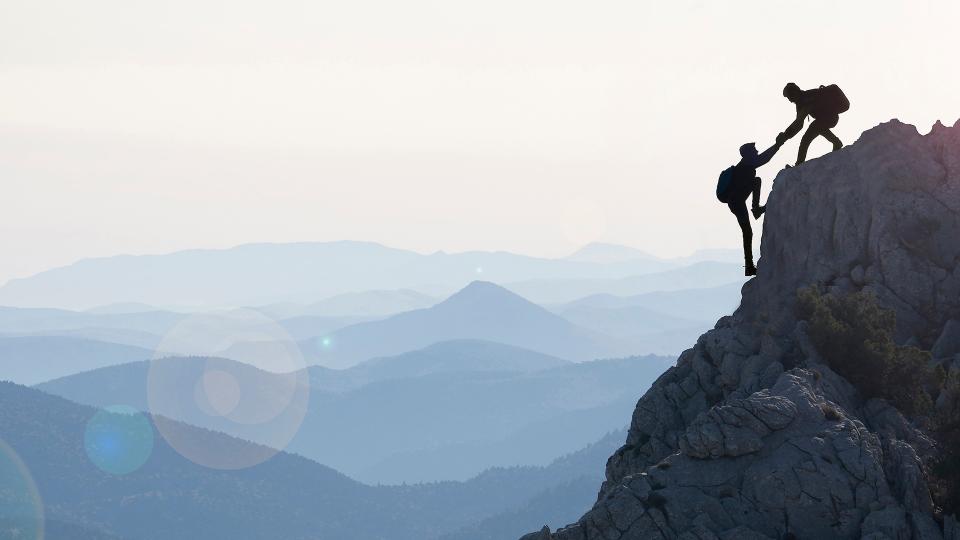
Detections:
1,0,957,285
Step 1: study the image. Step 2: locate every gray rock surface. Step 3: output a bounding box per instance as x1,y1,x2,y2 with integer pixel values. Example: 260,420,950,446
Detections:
945,515,959,540
520,119,960,539
933,320,960,360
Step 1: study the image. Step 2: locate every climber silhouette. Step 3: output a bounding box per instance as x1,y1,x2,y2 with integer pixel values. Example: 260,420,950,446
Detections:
717,140,783,276
779,82,849,165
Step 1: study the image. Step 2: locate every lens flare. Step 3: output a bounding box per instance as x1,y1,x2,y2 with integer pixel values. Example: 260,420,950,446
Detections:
147,309,310,470
199,369,243,416
84,405,155,475
0,439,44,540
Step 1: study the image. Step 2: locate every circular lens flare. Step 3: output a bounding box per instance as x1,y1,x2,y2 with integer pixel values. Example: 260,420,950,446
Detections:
84,405,155,475
147,309,310,470
199,369,242,416
0,439,44,540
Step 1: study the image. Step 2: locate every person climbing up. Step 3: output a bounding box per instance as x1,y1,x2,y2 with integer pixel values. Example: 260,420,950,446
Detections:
716,138,784,276
779,82,849,165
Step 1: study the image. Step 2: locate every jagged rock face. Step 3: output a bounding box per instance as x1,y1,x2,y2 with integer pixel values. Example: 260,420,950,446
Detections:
521,119,960,540
750,119,960,345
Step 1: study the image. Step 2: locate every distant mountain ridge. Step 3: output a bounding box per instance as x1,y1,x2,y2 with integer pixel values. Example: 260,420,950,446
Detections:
336,339,571,387
304,281,634,368
0,240,738,310
562,243,658,264
559,282,743,319
0,380,626,539
259,288,438,319
506,261,745,304
0,303,366,358
0,305,183,335
1,279,715,388
37,343,672,483
0,336,152,385
550,282,744,352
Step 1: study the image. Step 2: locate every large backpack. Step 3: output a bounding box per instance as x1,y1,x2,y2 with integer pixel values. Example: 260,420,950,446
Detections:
813,84,850,116
716,166,736,203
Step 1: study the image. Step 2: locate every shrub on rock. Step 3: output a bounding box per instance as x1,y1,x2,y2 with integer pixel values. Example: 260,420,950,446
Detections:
796,287,933,415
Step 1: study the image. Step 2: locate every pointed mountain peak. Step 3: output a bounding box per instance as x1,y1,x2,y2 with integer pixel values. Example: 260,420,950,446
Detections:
439,281,537,309
458,280,508,293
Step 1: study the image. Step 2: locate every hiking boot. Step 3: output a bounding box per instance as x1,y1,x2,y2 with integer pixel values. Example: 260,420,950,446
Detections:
745,261,757,277
752,205,766,219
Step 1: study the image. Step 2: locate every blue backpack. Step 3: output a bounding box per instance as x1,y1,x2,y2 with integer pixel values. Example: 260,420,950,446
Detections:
716,166,735,203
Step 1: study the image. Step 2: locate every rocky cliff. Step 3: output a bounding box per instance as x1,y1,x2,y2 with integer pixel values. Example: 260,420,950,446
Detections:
522,119,960,540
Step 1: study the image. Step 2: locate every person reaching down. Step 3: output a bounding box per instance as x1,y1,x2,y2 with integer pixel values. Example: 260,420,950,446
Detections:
780,82,849,165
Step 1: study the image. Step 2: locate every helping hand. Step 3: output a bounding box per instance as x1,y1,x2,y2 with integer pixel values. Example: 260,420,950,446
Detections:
775,132,788,146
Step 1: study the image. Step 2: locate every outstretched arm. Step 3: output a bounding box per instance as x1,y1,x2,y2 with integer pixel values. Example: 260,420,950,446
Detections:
753,142,782,168
781,106,810,141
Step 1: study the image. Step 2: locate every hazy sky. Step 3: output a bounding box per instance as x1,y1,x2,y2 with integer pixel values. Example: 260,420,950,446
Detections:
1,0,957,284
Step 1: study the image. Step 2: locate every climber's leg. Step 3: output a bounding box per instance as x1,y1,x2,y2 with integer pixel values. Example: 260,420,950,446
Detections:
823,129,843,151
798,115,842,164
729,200,755,275
795,125,820,165
750,177,765,219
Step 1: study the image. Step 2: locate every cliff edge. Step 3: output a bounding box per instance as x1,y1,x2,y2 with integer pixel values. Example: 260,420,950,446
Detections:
522,119,960,540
